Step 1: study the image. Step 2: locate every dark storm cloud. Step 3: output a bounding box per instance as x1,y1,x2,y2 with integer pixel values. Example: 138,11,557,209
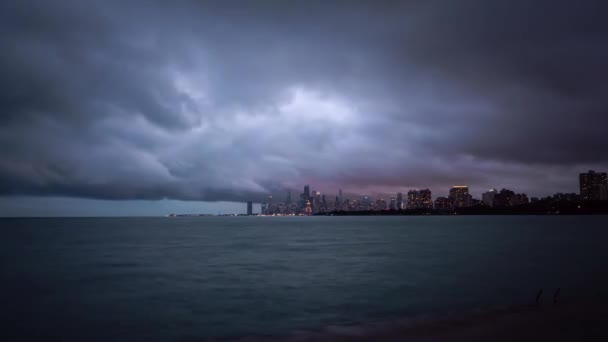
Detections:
398,1,608,165
1,0,607,202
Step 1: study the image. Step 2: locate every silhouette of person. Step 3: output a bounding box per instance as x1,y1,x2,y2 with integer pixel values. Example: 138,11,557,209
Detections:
553,288,560,304
536,288,543,305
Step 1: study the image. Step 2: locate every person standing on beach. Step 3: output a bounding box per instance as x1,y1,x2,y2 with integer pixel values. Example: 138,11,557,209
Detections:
553,288,560,304
536,289,543,305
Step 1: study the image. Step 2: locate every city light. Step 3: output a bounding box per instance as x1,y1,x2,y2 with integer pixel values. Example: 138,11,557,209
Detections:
251,170,607,216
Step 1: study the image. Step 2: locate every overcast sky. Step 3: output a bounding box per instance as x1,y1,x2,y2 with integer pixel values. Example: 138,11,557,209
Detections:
1,0,607,216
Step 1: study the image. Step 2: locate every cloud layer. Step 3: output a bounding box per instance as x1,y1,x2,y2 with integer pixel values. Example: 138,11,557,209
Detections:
1,0,607,202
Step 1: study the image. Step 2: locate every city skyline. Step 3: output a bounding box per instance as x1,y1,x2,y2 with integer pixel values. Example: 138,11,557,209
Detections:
258,171,603,205
1,1,608,216
247,170,607,216
0,169,605,217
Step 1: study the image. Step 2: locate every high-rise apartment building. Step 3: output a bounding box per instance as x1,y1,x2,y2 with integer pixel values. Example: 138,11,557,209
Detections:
482,189,497,207
580,170,608,201
407,190,419,209
449,186,472,208
418,189,433,209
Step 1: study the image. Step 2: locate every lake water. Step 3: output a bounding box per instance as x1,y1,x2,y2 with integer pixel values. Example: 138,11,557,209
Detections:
1,216,607,341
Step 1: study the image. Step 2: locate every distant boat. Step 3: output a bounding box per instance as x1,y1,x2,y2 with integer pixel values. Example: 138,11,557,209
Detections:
166,213,176,217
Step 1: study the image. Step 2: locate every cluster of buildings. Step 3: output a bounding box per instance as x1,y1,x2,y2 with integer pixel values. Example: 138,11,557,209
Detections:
260,185,347,215
246,170,608,215
479,188,529,208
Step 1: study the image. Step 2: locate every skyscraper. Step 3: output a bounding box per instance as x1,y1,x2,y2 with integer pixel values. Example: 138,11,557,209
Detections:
396,192,403,210
246,201,253,215
390,197,397,210
407,190,419,209
320,194,327,212
285,190,292,205
361,196,372,210
375,198,387,210
580,170,608,201
312,191,320,213
266,194,273,214
482,189,497,207
449,186,472,208
300,185,311,212
418,189,432,209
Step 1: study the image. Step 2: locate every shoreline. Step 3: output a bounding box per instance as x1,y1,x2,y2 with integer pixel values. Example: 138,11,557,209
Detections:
225,296,608,341
312,297,608,341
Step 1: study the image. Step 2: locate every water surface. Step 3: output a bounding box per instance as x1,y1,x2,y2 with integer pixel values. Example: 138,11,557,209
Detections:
1,216,606,340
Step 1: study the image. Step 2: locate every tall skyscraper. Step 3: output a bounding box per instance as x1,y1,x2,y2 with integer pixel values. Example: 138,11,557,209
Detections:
580,170,608,201
449,186,472,208
266,194,273,214
418,189,432,209
361,196,372,209
482,189,497,207
285,190,292,205
246,201,253,215
407,190,419,209
320,194,327,213
396,192,403,210
299,185,310,212
375,198,387,210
